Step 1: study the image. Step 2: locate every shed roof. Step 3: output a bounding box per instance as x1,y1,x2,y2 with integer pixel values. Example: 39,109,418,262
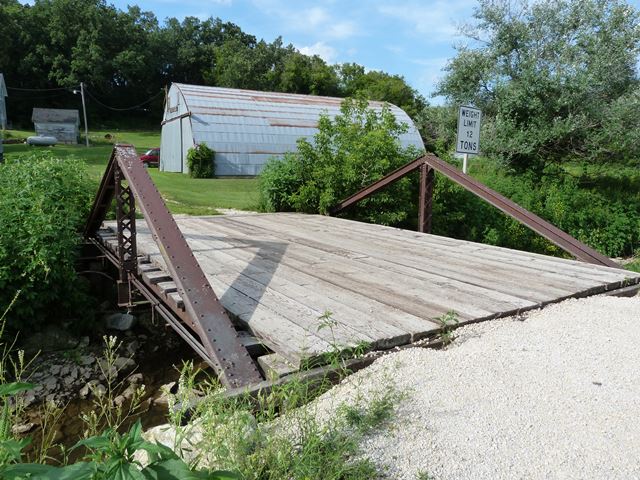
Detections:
32,108,80,124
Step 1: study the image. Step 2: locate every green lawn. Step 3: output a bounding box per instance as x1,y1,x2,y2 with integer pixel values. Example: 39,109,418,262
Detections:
2,129,260,214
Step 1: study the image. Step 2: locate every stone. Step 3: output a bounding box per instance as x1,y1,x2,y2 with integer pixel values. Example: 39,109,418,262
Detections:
114,395,126,407
79,336,90,347
93,383,106,397
105,312,136,331
43,376,58,391
114,357,135,372
59,365,70,377
125,340,139,356
127,373,143,385
79,355,95,366
12,422,35,435
49,365,62,375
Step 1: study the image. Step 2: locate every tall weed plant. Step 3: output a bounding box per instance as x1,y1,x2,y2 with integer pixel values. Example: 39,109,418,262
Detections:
0,152,95,332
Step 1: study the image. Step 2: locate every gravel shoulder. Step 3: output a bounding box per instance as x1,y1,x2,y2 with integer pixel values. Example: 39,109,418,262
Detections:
313,295,640,479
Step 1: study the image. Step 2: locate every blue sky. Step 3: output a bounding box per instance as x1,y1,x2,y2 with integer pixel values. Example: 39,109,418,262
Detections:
108,0,483,103
110,0,640,103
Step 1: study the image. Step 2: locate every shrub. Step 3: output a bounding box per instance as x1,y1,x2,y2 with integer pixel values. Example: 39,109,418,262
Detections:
432,162,640,258
259,97,423,225
0,152,95,332
187,143,215,178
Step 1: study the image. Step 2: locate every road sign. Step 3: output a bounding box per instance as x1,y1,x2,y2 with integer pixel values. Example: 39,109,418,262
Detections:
456,105,481,155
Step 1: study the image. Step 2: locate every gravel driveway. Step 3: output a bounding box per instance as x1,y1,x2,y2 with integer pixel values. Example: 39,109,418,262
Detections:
315,295,640,479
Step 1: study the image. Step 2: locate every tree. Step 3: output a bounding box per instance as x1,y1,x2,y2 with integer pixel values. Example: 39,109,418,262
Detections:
259,97,423,225
437,0,640,171
337,63,427,118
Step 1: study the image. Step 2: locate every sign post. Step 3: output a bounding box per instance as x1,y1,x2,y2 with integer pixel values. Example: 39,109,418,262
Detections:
456,105,482,173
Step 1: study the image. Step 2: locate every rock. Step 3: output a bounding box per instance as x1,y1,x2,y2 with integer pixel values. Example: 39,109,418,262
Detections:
114,395,126,407
125,340,139,356
12,422,35,435
43,376,58,391
21,326,76,354
93,383,106,397
79,336,90,347
114,357,135,372
79,383,91,399
79,355,95,366
59,365,70,377
45,393,57,404
23,391,36,407
127,373,143,385
105,312,136,331
49,365,62,376
154,382,177,406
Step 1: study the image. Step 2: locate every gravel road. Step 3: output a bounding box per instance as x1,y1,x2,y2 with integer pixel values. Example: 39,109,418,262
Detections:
315,295,640,479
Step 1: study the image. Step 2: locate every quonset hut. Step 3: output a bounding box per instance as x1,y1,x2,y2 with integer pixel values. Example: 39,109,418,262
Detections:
160,83,425,176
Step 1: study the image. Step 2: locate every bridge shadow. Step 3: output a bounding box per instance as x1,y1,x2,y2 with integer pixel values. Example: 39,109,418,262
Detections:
183,233,287,329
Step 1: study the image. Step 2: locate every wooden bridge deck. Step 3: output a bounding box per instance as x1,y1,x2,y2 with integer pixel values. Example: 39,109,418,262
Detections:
102,213,639,373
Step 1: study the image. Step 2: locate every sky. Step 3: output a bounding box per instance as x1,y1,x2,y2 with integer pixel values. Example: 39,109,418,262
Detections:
108,0,484,103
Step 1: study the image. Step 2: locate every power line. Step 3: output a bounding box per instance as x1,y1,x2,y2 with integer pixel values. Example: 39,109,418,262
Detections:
7,85,71,92
83,88,163,111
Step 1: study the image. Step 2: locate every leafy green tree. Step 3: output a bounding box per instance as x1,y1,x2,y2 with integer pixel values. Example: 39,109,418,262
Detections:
260,97,423,225
437,0,640,171
337,63,427,118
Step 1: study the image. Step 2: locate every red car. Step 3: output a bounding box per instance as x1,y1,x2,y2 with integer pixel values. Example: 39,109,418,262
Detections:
140,148,160,167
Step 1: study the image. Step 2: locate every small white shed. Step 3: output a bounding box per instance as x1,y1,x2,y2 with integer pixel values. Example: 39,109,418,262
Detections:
160,83,425,176
31,108,80,144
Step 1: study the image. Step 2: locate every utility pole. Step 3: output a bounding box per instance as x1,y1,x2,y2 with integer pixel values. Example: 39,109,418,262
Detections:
80,82,89,147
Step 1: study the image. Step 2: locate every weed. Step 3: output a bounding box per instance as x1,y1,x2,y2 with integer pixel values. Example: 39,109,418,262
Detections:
435,310,459,346
80,336,146,437
417,471,435,480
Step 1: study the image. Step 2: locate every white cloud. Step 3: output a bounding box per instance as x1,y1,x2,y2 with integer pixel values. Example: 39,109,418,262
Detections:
378,0,474,41
303,7,330,27
327,20,359,39
298,41,337,63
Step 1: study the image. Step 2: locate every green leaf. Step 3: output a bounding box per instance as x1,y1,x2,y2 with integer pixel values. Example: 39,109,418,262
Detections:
72,434,112,451
0,437,31,461
3,461,97,480
111,462,146,480
0,382,36,397
136,440,179,461
141,459,242,480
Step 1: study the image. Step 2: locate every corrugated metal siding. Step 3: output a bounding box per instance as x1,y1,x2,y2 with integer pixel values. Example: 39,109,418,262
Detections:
34,122,78,144
160,120,183,172
161,83,425,176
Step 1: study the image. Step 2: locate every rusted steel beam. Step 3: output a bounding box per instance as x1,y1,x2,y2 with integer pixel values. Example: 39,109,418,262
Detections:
330,157,425,214
418,163,435,233
85,144,263,388
420,154,619,268
331,152,618,268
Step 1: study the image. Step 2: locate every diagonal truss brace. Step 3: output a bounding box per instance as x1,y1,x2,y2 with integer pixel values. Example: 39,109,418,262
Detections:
332,154,619,269
85,144,262,388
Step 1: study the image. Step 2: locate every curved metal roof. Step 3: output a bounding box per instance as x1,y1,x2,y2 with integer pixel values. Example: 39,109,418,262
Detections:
164,83,425,175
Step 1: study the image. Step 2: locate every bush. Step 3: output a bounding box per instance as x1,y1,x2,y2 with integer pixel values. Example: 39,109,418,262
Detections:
432,162,640,258
259,97,423,225
0,152,95,332
187,143,215,178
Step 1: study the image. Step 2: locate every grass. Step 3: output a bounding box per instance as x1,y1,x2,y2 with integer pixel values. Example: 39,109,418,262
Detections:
2,128,260,214
167,361,399,480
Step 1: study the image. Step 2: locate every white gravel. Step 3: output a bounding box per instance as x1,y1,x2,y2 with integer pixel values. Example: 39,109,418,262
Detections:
314,295,640,479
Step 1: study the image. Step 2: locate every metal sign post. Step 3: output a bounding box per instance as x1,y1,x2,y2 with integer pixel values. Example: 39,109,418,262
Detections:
456,105,482,173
